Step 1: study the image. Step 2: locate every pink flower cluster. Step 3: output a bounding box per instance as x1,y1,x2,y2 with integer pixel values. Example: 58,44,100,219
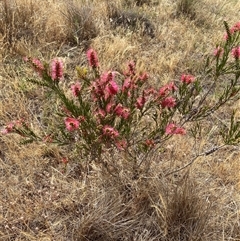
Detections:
145,139,155,148
230,21,240,34
124,61,136,76
30,58,44,76
224,21,240,40
231,46,240,59
159,82,177,97
165,123,186,135
64,117,80,131
51,58,64,81
87,48,99,68
102,125,119,139
1,120,23,135
91,71,119,101
161,96,176,108
95,102,131,122
71,82,81,97
213,46,224,57
180,74,195,84
114,104,130,119
122,77,131,92
107,79,119,96
138,72,149,82
1,123,14,134
62,49,192,151
157,82,177,109
136,95,146,109
157,74,195,109
62,157,68,164
115,139,127,150
16,46,203,161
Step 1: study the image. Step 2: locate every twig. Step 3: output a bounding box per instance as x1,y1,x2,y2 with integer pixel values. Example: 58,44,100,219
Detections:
164,144,226,177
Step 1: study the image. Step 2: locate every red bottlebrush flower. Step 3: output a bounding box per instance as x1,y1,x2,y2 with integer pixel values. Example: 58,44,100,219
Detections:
15,119,24,127
158,82,177,97
114,104,124,116
106,101,114,113
181,74,195,84
234,21,240,30
100,71,115,84
122,78,131,92
1,119,24,135
64,117,80,131
231,46,240,59
106,80,119,96
124,61,136,76
95,109,106,119
51,58,64,81
128,61,136,74
144,87,158,97
32,58,44,76
224,32,230,40
116,139,127,150
71,82,81,97
102,125,119,139
136,96,146,109
165,123,186,135
62,157,69,164
114,104,130,119
1,122,14,134
138,72,149,82
161,96,176,108
121,108,130,119
168,82,177,91
165,123,177,135
159,86,167,97
91,81,105,99
214,46,224,57
145,139,155,148
23,56,29,62
86,48,99,68
174,127,186,135
230,21,240,34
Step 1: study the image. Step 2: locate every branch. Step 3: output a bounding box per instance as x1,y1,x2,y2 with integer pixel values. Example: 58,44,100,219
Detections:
164,144,226,177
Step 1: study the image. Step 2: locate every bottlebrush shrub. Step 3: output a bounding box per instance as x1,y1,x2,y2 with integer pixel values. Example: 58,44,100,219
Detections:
2,21,240,175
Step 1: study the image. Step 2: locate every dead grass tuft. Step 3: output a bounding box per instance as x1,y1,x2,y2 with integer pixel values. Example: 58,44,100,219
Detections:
107,1,155,38
0,0,38,48
0,0,67,55
123,0,152,7
175,0,198,19
62,1,100,47
163,175,210,240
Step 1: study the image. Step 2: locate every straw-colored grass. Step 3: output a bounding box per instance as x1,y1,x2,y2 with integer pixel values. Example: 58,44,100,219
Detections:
1,0,240,240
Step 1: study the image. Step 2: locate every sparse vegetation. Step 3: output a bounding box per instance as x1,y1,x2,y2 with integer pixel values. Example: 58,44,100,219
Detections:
62,1,99,46
1,0,240,240
175,0,198,19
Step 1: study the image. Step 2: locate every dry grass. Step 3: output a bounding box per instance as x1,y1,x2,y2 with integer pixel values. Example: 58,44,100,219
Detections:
175,0,198,19
1,0,240,240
